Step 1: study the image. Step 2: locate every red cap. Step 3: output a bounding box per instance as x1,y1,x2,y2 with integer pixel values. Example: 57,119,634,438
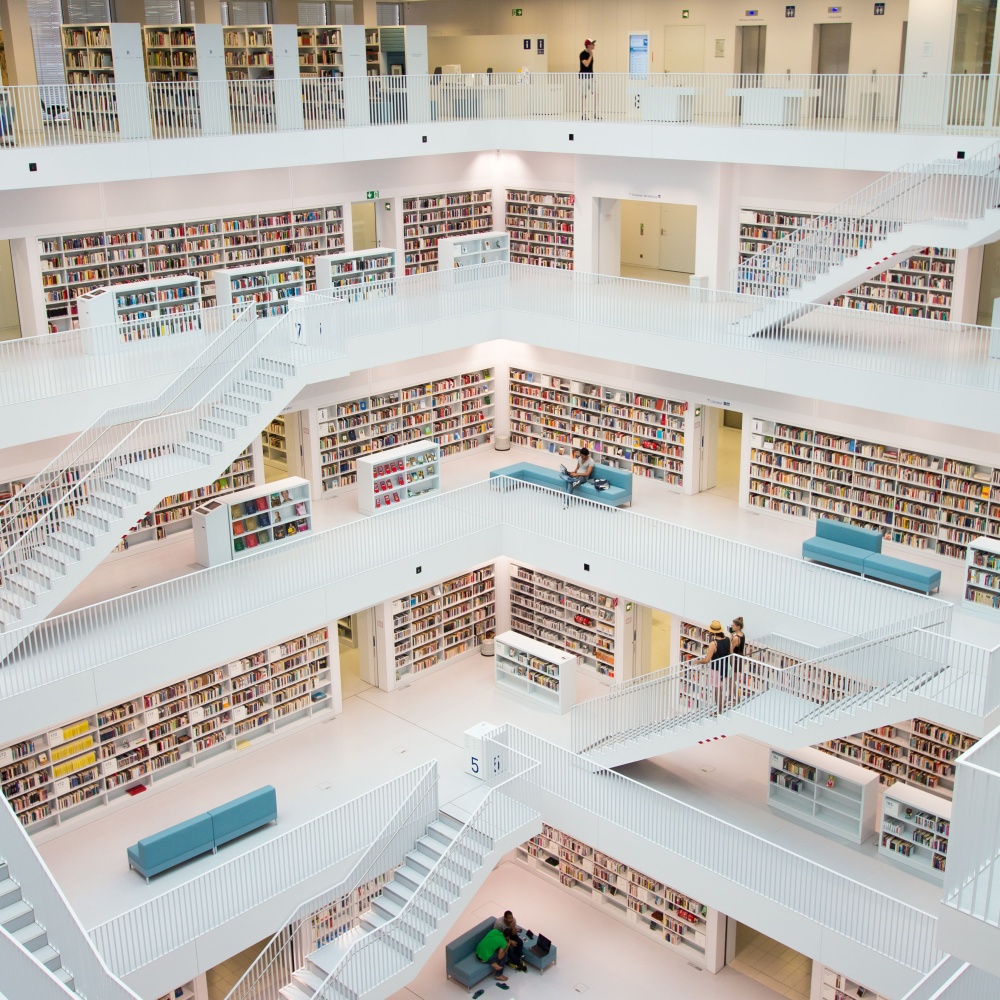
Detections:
585,38,596,46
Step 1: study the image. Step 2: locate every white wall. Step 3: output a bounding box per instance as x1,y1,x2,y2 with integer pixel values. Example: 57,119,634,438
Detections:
903,0,957,75
427,34,549,73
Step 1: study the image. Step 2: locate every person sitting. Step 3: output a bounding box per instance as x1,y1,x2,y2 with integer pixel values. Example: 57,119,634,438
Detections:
494,911,527,970
560,446,594,503
475,925,509,981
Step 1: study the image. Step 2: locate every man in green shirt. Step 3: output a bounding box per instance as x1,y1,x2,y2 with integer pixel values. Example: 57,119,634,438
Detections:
475,926,509,981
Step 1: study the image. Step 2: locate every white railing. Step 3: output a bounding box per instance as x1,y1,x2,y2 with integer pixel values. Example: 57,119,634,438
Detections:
4,74,1000,151
900,957,1000,1000
0,796,140,999
0,480,951,698
309,745,540,1000
0,304,230,406
943,723,1000,928
224,762,438,1000
733,138,1000,297
90,764,436,980
0,926,81,1000
487,725,942,975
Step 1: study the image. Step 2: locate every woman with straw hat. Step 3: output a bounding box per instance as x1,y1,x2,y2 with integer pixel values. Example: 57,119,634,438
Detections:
694,620,732,713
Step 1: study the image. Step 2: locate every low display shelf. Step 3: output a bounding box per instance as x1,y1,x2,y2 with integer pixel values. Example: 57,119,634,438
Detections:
357,441,440,514
767,746,879,844
0,628,331,830
315,249,397,298
214,260,305,318
494,631,577,714
382,564,496,687
192,475,311,566
821,968,888,1000
437,231,510,281
515,823,721,969
879,784,952,881
964,535,1000,616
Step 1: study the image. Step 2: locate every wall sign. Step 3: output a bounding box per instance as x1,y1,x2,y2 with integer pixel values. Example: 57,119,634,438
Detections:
874,1,885,13
537,38,544,54
786,5,795,16
628,32,650,75
366,190,379,200
512,7,523,15
524,38,531,50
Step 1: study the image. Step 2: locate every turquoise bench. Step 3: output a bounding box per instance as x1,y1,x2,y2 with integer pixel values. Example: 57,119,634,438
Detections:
445,915,557,988
803,518,941,594
128,785,277,882
490,461,632,507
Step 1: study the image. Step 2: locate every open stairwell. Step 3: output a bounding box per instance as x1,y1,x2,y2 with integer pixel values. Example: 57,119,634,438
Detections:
0,302,346,653
0,859,78,994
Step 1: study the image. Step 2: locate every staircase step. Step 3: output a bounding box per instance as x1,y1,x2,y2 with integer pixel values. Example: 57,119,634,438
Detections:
34,544,70,575
0,588,30,617
32,943,62,972
360,908,427,951
244,368,285,389
74,506,112,532
278,984,313,1000
392,865,427,892
175,444,214,464
0,877,20,909
100,476,142,502
259,356,295,376
404,847,441,876
426,820,459,845
11,920,47,952
85,489,128,517
231,381,273,401
415,835,447,860
185,430,226,452
59,517,99,544
0,899,34,933
291,967,329,994
5,572,46,602
198,417,239,440
437,807,469,832
210,404,251,427
19,560,54,590
52,967,75,989
221,392,263,414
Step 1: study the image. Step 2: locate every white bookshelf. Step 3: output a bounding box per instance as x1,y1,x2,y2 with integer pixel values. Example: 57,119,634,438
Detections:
509,367,688,488
747,415,1000,560
505,189,575,269
214,260,305,318
964,535,1000,616
61,23,150,139
307,873,392,950
39,204,344,330
437,231,509,282
510,563,620,681
315,249,397,298
357,441,440,514
767,746,880,844
820,718,978,799
515,823,722,970
223,24,301,130
192,475,312,566
821,968,888,1000
879,784,951,881
380,564,496,688
402,189,493,275
76,275,202,351
262,415,286,465
315,367,493,491
494,631,577,714
0,627,332,831
156,983,195,1000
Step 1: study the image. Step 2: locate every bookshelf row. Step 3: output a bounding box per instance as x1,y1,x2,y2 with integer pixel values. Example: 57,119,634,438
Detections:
504,189,575,269
879,783,952,880
0,628,332,831
515,823,719,969
509,562,619,681
736,208,957,321
308,873,391,951
315,367,494,491
402,189,493,275
38,205,345,331
964,536,1000,616
385,564,496,686
821,967,888,1000
509,367,688,488
748,416,1000,560
494,631,577,713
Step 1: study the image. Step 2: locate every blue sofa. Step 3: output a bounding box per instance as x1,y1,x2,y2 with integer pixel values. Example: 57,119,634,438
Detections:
490,461,632,507
446,916,557,989
802,518,941,594
128,785,277,882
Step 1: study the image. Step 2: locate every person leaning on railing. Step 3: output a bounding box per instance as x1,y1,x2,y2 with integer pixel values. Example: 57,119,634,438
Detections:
693,620,731,713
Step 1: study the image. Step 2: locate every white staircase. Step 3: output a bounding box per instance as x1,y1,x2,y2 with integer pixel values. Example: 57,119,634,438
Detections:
899,956,1000,999
0,860,78,995
0,301,346,652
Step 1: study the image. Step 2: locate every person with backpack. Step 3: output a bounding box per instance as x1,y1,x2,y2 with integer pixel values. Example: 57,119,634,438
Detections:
694,620,731,713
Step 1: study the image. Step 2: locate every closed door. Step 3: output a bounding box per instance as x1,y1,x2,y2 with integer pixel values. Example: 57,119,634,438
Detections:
738,25,766,75
815,23,852,117
663,24,705,73
658,203,697,273
351,201,378,250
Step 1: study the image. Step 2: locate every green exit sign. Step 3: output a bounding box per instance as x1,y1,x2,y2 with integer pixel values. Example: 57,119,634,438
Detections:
366,190,379,200
512,7,523,15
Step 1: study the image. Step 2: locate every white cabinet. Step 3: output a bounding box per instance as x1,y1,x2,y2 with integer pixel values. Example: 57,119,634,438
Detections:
494,630,577,714
767,746,880,844
356,441,440,514
963,535,1000,617
315,249,397,298
879,784,951,882
437,230,509,283
214,260,305,318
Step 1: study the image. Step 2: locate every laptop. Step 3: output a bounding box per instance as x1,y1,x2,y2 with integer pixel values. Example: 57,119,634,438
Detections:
529,934,552,959
558,464,568,475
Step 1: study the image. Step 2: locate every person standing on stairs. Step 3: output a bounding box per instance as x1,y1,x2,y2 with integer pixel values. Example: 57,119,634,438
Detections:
693,620,732,713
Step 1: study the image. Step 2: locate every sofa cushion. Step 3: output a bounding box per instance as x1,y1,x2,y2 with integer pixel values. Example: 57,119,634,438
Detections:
129,813,215,876
208,785,277,847
863,553,941,594
446,916,496,985
802,536,869,573
490,461,631,506
815,517,882,553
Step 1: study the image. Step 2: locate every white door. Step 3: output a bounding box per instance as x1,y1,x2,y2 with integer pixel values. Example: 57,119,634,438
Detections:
658,203,697,273
620,200,659,267
663,25,706,73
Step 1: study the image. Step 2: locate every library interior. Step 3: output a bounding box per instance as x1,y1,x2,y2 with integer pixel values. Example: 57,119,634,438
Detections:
3,2,1000,1000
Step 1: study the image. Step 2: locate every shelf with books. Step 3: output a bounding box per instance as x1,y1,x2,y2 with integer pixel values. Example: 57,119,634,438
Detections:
382,564,496,688
402,189,493,275
516,823,719,967
214,260,305,319
879,784,951,881
736,209,957,321
821,968,888,1000
768,746,880,844
963,535,1000,616
315,248,397,298
748,416,1000,560
495,630,578,713
357,441,440,514
819,718,977,799
155,983,195,1000
509,367,687,489
297,25,344,76
262,415,286,464
39,206,343,331
0,627,331,830
505,189,575,269
437,231,509,282
510,563,620,681
315,367,494,491
307,873,392,951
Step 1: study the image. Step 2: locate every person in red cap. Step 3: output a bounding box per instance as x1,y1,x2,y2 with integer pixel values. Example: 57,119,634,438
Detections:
579,38,597,119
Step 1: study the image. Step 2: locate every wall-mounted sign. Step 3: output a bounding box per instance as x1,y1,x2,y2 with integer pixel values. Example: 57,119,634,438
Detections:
537,38,544,54
628,32,650,75
682,9,690,17
715,38,725,57
512,7,523,15
785,5,795,16
366,190,379,200
874,1,885,12
524,38,531,50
